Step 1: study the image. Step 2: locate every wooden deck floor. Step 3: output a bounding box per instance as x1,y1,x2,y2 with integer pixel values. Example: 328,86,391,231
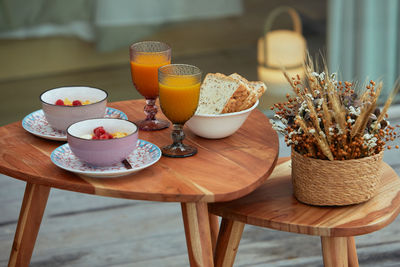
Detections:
1,0,400,266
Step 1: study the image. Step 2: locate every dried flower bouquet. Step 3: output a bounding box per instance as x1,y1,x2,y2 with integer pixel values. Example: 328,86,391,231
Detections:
271,56,400,161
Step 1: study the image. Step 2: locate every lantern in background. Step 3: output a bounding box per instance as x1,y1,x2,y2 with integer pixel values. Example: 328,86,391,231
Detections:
257,7,307,113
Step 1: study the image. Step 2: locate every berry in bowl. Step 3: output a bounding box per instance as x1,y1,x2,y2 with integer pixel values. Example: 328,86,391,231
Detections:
40,86,108,131
67,118,138,166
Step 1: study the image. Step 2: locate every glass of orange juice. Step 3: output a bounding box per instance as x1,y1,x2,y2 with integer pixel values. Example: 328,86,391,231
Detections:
129,41,171,131
158,64,202,157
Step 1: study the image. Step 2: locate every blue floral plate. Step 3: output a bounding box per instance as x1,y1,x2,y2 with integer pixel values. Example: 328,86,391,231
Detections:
22,107,127,141
51,139,161,178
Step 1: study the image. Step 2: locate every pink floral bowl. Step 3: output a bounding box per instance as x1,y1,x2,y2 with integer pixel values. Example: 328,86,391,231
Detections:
40,86,108,131
67,118,138,167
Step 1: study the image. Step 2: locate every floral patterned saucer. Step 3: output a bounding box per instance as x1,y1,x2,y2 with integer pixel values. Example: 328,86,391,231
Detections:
22,107,128,141
51,139,161,178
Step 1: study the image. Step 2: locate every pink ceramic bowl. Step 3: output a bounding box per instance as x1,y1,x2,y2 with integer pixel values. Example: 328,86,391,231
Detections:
67,118,138,167
40,86,108,131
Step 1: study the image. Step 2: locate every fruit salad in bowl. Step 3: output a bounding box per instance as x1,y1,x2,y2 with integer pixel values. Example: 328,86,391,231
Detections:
67,118,138,166
40,86,108,131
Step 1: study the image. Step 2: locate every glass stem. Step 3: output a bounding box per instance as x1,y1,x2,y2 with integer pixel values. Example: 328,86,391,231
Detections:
144,98,158,121
171,124,185,149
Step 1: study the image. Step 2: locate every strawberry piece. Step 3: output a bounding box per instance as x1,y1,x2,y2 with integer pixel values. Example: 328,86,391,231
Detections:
93,126,106,137
92,135,99,140
72,100,82,106
55,99,64,105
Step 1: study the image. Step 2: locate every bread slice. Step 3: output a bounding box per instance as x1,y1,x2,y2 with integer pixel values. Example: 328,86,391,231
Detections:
241,80,267,110
196,73,250,115
229,73,267,111
218,73,251,113
229,73,250,85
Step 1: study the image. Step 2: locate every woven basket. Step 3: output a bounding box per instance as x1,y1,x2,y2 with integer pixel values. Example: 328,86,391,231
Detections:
291,149,384,206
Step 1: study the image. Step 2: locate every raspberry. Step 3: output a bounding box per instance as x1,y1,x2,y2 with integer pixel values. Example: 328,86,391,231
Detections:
92,135,99,140
55,99,64,105
72,100,82,106
93,126,106,137
99,134,110,139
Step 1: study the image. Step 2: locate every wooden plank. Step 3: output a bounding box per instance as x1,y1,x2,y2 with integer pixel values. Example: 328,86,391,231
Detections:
347,237,359,267
214,219,245,267
1,177,400,266
321,236,348,267
181,202,214,267
0,194,189,266
208,214,220,254
8,183,50,267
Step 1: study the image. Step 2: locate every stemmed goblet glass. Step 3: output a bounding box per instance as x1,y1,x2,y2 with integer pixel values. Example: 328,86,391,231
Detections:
158,64,202,157
129,41,171,131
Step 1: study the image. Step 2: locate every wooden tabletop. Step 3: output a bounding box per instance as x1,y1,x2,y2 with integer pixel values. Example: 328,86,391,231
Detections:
0,99,279,203
210,158,400,237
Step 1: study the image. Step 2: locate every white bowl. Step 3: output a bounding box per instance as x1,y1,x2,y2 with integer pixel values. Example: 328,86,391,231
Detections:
40,86,108,131
187,100,259,139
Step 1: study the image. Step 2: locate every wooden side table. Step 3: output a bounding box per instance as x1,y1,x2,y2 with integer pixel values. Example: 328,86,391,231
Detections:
0,99,279,267
209,158,400,267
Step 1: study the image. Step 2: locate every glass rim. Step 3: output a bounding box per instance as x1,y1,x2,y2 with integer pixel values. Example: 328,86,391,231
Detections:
129,41,171,54
158,64,202,77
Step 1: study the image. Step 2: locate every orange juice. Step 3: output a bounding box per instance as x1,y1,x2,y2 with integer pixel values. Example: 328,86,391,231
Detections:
130,54,171,98
159,76,200,124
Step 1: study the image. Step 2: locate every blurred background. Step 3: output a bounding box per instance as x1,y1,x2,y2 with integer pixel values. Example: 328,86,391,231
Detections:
1,0,324,126
1,0,399,126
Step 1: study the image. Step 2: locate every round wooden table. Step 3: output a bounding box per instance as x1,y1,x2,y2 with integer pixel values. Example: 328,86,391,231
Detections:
0,99,279,267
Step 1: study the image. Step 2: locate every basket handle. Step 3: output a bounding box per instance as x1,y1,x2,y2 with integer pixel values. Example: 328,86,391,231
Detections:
262,7,302,67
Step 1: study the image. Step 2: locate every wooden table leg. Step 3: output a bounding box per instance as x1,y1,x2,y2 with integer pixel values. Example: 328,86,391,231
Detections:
214,218,244,267
208,214,219,254
321,236,348,267
8,182,51,267
347,236,359,267
181,202,214,267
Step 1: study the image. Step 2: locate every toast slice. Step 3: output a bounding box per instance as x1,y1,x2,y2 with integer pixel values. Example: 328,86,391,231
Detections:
221,74,252,113
229,73,267,111
196,73,250,115
242,80,267,110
